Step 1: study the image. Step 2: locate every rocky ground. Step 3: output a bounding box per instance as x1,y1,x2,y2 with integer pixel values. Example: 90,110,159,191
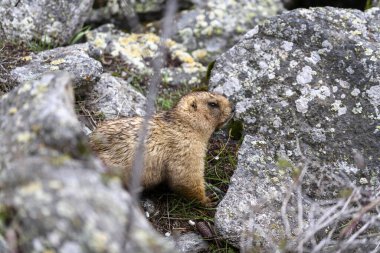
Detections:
1,0,380,253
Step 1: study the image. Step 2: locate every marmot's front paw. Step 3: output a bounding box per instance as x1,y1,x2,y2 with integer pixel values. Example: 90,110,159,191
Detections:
203,192,219,207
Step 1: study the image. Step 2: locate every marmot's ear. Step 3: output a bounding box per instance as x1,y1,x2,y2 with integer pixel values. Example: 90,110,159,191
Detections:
191,100,197,111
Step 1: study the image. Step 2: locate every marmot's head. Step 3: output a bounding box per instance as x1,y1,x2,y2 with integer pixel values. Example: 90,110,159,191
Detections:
174,92,234,136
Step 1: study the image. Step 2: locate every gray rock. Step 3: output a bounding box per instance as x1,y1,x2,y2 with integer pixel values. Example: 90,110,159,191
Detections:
88,0,193,25
0,72,177,253
0,235,8,253
215,135,309,250
211,7,380,250
159,0,284,63
92,73,146,120
174,233,208,253
86,24,206,87
0,0,93,45
11,43,103,88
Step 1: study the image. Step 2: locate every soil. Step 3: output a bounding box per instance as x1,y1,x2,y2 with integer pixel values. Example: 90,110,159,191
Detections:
0,42,32,96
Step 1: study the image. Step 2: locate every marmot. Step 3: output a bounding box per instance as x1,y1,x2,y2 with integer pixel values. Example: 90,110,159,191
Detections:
89,91,234,206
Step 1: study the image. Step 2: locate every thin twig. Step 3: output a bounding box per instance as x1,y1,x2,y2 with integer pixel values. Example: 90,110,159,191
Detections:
124,0,178,245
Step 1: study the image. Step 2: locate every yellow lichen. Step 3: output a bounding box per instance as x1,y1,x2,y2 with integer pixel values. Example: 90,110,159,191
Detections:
173,50,194,64
192,49,208,60
17,83,32,94
8,107,18,115
50,58,65,65
48,180,63,190
16,132,33,143
90,231,109,251
22,55,32,61
94,37,106,48
19,181,42,195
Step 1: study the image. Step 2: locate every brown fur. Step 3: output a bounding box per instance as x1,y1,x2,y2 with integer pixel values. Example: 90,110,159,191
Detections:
89,91,233,206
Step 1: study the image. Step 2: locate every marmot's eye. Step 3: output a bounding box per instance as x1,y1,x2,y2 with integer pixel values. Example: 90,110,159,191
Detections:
208,102,219,108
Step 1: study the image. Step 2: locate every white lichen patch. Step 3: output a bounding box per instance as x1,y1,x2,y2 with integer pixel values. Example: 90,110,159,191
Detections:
295,85,331,113
50,66,60,71
57,201,75,217
311,128,326,143
296,66,315,85
213,76,242,97
359,177,368,185
351,88,360,96
346,66,354,74
335,79,350,89
272,116,282,128
352,102,363,114
305,51,321,65
331,100,347,116
235,98,254,117
295,96,309,113
365,48,373,56
281,41,293,52
60,241,82,253
290,60,298,68
366,85,380,117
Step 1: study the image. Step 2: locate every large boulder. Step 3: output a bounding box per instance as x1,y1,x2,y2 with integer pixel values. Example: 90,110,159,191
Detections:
0,0,93,45
11,43,103,88
0,72,177,253
210,7,380,251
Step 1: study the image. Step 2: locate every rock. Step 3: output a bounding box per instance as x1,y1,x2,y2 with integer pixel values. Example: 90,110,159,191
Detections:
0,72,177,253
0,235,8,253
0,0,93,45
215,135,302,249
211,7,380,250
86,24,206,87
88,0,193,26
174,233,208,253
150,0,283,63
92,73,146,120
11,43,103,88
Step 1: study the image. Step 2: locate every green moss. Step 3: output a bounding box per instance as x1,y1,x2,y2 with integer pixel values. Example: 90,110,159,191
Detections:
227,119,244,141
191,85,209,92
50,154,71,166
96,111,106,121
204,60,216,86
77,140,91,157
276,157,293,169
365,0,373,9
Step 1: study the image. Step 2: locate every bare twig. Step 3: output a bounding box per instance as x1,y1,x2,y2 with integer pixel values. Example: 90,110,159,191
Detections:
125,0,178,242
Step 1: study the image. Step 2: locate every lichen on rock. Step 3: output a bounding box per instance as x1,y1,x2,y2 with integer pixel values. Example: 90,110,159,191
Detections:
86,24,206,87
211,6,380,250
